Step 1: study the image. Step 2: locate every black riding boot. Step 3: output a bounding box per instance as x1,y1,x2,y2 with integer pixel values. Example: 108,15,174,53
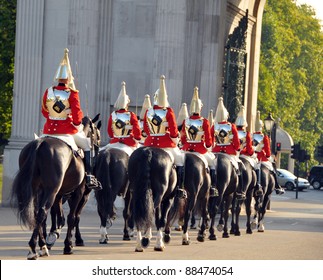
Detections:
176,166,186,199
272,170,285,195
236,163,246,200
209,169,219,197
254,169,263,196
84,151,102,191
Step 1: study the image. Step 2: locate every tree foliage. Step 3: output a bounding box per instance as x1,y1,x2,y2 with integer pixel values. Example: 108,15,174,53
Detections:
0,0,16,149
258,0,323,166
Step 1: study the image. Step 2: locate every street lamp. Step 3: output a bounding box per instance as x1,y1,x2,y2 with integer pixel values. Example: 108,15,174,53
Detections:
264,112,277,155
264,112,275,134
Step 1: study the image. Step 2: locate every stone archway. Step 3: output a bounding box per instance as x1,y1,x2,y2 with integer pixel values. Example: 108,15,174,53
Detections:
275,125,295,172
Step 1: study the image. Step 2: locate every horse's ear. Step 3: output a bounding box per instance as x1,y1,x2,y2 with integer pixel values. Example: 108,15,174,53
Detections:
92,113,100,124
97,120,102,130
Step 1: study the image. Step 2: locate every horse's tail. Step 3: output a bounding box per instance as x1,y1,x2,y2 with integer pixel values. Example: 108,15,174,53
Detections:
94,150,113,219
11,139,43,229
132,148,154,231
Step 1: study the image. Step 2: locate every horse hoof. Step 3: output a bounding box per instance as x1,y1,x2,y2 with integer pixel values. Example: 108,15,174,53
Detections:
222,232,230,238
229,229,235,234
75,240,84,247
141,237,150,248
27,251,38,260
250,221,257,230
123,235,131,241
246,228,253,234
63,247,73,255
46,232,58,248
154,246,165,251
38,246,50,257
174,226,182,231
197,235,205,242
258,224,265,232
209,234,217,240
99,239,108,244
182,239,190,245
135,248,144,252
216,224,224,232
234,231,241,236
163,234,171,244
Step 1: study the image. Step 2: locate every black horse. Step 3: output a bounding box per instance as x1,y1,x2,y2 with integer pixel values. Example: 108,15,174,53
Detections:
164,153,210,245
208,153,239,240
128,146,176,252
230,155,257,235
10,115,101,259
251,162,275,232
94,147,133,244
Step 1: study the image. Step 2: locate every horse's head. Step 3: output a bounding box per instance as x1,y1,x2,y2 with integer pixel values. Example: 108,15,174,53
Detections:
82,114,102,154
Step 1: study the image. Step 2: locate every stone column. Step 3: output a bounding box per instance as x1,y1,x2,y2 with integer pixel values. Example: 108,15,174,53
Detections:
2,0,45,206
152,0,186,113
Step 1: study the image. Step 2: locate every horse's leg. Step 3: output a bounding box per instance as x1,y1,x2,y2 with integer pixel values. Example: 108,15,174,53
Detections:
122,191,132,241
222,199,232,238
46,196,64,249
190,212,197,229
27,206,50,260
135,230,143,252
217,201,225,232
154,206,166,251
258,193,271,232
230,197,237,234
182,194,196,245
208,196,220,240
233,198,243,236
63,187,84,255
245,192,253,234
197,197,208,242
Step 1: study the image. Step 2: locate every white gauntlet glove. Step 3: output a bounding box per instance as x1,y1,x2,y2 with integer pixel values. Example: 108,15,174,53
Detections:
73,123,84,132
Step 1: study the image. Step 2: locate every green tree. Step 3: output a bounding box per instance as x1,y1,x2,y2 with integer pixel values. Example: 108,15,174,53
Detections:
0,0,16,152
258,0,323,169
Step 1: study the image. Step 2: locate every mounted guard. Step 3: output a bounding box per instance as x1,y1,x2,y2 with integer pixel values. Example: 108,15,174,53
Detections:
180,87,217,197
211,97,246,200
104,81,141,156
41,48,101,191
252,111,285,195
143,75,185,198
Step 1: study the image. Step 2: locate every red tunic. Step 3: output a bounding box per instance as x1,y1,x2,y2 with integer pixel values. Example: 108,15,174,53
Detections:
254,132,271,161
211,122,240,155
239,130,254,157
107,109,141,147
180,115,212,154
41,84,83,135
143,105,178,148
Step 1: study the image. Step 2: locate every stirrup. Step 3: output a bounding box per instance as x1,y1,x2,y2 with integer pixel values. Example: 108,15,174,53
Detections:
86,175,102,191
209,187,219,197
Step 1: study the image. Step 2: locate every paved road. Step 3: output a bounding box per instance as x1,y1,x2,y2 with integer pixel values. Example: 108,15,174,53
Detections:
0,188,322,260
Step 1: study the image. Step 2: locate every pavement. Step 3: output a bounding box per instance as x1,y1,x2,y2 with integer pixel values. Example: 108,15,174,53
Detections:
0,188,323,260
